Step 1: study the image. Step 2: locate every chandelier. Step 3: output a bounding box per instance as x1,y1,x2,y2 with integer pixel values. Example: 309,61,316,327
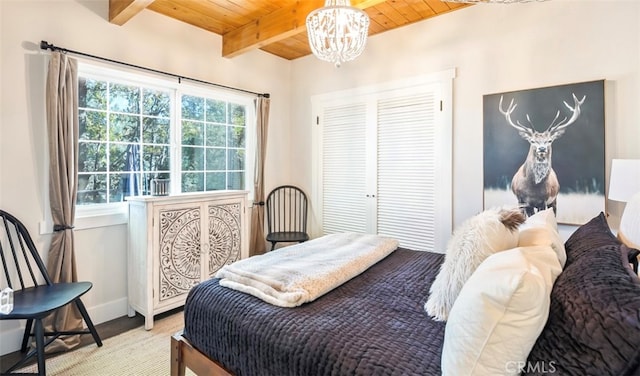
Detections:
306,0,370,67
444,0,546,3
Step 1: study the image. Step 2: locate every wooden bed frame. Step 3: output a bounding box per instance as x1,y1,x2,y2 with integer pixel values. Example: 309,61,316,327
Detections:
171,331,232,376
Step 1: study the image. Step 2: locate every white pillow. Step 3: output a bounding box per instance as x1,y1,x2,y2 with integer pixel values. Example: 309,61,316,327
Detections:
425,207,525,321
441,245,562,376
518,208,566,267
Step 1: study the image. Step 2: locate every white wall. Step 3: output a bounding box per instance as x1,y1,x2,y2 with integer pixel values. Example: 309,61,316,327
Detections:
0,0,291,355
290,0,640,237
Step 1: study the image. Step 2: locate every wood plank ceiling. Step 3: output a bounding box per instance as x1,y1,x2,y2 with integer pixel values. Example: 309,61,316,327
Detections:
109,0,469,61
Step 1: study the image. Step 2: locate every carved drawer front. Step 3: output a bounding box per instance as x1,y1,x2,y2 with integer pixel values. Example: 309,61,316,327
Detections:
158,206,202,302
208,202,242,278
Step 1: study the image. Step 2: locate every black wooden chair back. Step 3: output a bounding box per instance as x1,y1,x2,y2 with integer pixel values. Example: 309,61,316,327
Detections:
0,209,102,376
1,211,52,291
265,185,309,251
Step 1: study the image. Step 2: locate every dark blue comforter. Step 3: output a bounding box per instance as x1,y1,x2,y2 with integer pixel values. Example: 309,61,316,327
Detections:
183,248,445,376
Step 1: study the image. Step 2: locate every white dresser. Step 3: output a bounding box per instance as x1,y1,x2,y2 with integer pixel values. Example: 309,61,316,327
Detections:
126,191,249,329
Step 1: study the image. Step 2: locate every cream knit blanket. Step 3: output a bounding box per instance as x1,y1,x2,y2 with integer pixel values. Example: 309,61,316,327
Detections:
215,232,399,307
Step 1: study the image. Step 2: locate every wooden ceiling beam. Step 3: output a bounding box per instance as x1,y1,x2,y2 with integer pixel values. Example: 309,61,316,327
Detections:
109,0,155,25
222,0,388,58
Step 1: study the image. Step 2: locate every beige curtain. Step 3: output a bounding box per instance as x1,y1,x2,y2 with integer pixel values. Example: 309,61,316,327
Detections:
43,51,83,351
249,96,270,256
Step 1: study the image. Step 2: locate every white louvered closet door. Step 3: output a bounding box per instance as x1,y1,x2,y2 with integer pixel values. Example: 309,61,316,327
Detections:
313,71,453,253
376,92,438,251
321,103,370,234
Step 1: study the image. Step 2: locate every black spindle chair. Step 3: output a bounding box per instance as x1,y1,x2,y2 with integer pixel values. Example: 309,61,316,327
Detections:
0,209,102,376
265,185,310,251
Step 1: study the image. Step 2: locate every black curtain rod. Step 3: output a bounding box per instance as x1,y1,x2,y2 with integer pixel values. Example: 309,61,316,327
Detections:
40,40,270,98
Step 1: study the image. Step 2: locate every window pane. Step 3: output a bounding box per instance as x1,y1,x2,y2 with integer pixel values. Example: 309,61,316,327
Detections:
79,142,107,172
143,117,170,144
115,172,142,198
109,143,135,172
143,89,171,117
109,113,140,142
143,145,170,171
179,96,248,194
109,83,140,114
80,110,107,141
79,78,107,110
205,148,225,170
182,95,204,121
206,99,226,123
77,173,107,204
182,120,204,146
141,172,170,195
182,147,204,171
227,171,244,190
229,103,246,126
227,149,244,170
205,172,225,191
182,172,204,192
228,125,245,148
109,173,127,203
205,123,225,147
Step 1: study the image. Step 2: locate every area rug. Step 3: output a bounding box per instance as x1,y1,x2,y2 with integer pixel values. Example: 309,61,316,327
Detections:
17,312,195,376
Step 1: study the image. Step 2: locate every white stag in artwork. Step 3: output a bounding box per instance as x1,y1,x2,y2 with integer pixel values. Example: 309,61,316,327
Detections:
499,93,586,216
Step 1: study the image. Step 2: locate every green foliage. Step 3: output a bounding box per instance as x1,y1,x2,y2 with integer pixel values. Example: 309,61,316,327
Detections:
79,78,107,110
143,145,170,171
182,172,204,192
109,114,139,142
77,75,249,205
182,95,204,121
206,148,225,170
143,89,170,117
206,124,225,147
206,99,226,123
78,142,106,173
109,83,139,113
143,117,170,144
182,120,203,146
182,146,204,171
79,110,106,141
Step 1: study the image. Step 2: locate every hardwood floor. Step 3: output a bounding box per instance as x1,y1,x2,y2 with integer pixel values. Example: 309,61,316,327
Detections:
0,308,182,373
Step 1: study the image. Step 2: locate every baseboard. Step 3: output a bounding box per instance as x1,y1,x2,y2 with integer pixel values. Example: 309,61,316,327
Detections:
0,298,129,356
87,297,130,326
0,324,24,357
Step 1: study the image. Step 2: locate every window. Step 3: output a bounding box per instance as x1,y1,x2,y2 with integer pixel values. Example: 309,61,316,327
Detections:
179,95,247,193
76,64,255,209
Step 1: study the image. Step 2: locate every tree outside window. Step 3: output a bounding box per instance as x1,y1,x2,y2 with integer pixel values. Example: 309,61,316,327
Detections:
77,74,248,206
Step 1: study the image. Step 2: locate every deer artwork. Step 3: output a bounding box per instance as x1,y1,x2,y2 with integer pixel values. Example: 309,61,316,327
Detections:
499,93,586,216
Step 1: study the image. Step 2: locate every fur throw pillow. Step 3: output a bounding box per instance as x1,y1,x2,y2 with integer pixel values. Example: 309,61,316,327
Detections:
424,207,526,321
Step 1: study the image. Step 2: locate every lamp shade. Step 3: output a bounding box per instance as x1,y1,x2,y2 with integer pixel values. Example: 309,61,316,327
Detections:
608,159,640,203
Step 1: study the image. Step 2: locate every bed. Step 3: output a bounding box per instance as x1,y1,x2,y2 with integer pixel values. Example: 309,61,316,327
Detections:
171,212,640,376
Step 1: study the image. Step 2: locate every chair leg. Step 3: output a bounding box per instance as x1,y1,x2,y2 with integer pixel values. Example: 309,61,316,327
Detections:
270,242,276,251
74,299,102,347
21,319,34,352
34,319,46,376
